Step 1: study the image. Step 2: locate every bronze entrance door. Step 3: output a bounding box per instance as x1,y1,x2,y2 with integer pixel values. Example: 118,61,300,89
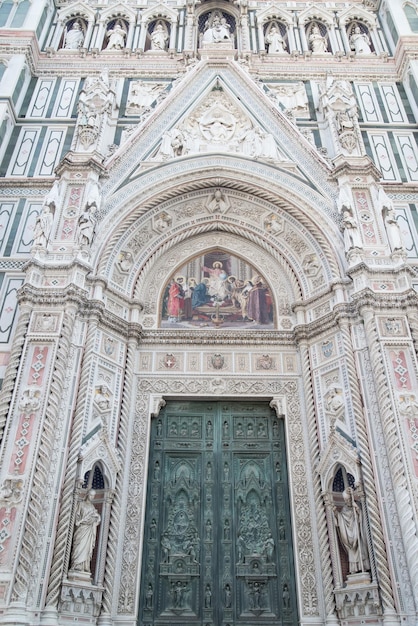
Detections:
139,401,298,626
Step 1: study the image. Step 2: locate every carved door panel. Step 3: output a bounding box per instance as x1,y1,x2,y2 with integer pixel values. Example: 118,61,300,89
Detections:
139,401,297,626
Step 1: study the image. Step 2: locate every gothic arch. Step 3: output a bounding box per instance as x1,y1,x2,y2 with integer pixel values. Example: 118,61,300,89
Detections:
95,160,343,296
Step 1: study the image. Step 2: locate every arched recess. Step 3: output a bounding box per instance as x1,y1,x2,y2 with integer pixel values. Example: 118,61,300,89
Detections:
92,160,345,309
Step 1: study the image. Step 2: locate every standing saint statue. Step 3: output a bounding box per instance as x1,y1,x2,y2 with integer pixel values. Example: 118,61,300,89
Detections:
265,26,286,54
70,490,101,573
333,488,369,575
33,204,54,248
77,206,96,247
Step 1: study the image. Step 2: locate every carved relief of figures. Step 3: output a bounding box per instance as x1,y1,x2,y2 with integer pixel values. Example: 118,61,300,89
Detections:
205,189,230,214
117,250,133,273
333,488,370,575
94,385,111,412
153,211,172,232
75,71,115,150
376,188,404,253
126,81,164,115
19,387,41,413
70,490,101,574
342,207,362,252
202,11,233,45
318,77,362,156
63,20,85,50
104,21,127,50
150,21,169,51
267,82,308,114
154,89,282,162
265,23,287,54
159,128,184,160
308,23,328,54
349,24,372,55
77,206,96,247
0,477,23,505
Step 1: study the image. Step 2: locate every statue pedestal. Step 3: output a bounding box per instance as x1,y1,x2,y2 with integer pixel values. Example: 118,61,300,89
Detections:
67,569,93,584
199,44,236,61
346,571,371,586
61,577,104,618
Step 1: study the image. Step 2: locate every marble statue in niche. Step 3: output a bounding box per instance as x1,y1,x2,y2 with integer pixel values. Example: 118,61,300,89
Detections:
375,187,404,254
342,207,362,252
150,21,169,51
265,23,287,54
104,21,127,50
308,23,328,54
201,11,233,45
77,205,96,247
333,488,370,575
70,490,101,574
63,20,85,50
349,24,372,55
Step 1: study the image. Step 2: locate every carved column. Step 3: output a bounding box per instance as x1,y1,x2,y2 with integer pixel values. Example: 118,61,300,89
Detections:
0,299,79,624
0,305,31,441
360,306,418,611
100,330,140,619
42,314,100,622
296,339,337,621
340,313,402,624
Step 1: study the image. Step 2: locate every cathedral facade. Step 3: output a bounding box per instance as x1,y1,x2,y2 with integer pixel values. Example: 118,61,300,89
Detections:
0,0,417,624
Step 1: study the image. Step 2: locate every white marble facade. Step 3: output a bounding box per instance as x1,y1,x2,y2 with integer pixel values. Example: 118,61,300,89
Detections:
0,0,417,625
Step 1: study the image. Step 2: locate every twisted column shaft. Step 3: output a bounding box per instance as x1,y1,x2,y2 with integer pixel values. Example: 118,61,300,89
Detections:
361,309,418,604
11,304,77,602
100,335,137,616
339,319,395,613
44,316,99,608
0,307,30,443
299,339,336,617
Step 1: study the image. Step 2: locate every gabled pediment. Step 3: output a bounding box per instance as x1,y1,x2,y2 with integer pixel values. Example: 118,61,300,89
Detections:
57,1,95,22
105,60,333,199
79,426,121,489
256,4,294,26
338,6,377,28
316,428,360,492
99,4,137,23
298,5,335,27
141,3,178,23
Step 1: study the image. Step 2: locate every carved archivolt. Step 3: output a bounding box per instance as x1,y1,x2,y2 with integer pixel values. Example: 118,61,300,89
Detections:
103,189,338,307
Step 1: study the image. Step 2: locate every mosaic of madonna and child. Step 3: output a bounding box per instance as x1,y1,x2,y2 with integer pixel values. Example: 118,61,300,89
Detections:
160,251,275,329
